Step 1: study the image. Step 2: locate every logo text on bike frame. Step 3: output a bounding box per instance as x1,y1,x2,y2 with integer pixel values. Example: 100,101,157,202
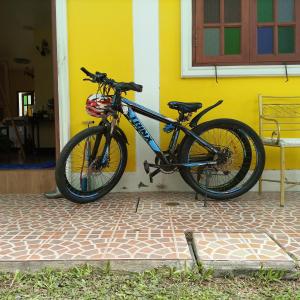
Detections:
124,106,161,153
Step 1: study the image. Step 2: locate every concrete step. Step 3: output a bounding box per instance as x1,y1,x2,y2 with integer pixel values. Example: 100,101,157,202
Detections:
193,232,297,275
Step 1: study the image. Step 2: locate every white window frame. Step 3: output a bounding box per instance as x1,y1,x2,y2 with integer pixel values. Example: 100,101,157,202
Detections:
181,0,300,78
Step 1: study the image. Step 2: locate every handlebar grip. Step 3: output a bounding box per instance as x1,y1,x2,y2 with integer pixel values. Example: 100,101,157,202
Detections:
115,82,143,93
131,83,143,93
80,67,93,77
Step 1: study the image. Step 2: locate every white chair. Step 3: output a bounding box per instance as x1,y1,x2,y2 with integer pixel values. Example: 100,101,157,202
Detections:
258,95,300,207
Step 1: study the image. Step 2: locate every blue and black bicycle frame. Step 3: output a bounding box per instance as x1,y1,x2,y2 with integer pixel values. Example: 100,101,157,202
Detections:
119,97,219,169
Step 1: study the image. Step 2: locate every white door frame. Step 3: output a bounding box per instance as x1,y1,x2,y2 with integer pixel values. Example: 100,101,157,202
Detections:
55,0,70,150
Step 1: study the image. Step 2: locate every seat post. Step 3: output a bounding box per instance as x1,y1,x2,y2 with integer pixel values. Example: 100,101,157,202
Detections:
178,111,185,122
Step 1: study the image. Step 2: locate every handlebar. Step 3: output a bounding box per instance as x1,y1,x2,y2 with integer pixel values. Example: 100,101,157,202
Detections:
80,67,143,93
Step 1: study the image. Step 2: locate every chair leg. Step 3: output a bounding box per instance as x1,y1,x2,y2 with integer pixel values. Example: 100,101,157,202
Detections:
280,146,285,207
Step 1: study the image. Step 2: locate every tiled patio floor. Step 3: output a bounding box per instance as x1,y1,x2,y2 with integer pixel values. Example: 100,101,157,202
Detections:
193,232,294,270
0,192,299,271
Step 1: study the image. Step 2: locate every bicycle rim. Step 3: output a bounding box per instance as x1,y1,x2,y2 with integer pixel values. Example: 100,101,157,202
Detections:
64,132,122,195
188,128,255,192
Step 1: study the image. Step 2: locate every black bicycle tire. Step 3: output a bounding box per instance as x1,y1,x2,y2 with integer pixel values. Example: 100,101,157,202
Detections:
178,118,265,200
208,128,252,191
178,127,251,192
179,126,251,192
55,126,127,204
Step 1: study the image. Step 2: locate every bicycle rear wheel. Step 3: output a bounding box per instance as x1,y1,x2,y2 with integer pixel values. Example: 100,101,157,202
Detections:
179,118,265,200
55,126,127,203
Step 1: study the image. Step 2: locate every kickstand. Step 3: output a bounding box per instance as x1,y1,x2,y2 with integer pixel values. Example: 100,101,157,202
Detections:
149,168,160,183
203,169,212,207
195,167,201,201
195,169,211,207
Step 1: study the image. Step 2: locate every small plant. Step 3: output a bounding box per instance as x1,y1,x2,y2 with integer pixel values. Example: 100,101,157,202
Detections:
197,261,214,280
10,270,23,288
72,263,93,278
103,261,111,275
142,268,159,280
197,261,205,273
168,266,178,278
255,266,286,283
200,267,214,281
289,271,300,281
37,268,61,291
165,262,214,282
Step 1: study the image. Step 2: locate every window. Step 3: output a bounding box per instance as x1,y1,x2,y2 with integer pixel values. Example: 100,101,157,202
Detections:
18,92,34,117
192,0,300,66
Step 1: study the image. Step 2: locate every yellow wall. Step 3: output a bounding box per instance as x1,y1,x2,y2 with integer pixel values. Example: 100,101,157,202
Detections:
67,0,299,172
67,0,136,171
159,0,300,170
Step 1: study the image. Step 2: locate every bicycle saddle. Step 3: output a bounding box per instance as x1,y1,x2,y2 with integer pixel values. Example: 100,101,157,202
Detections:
168,101,202,113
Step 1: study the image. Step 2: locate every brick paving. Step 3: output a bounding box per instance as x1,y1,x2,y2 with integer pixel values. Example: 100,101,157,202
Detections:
0,192,299,269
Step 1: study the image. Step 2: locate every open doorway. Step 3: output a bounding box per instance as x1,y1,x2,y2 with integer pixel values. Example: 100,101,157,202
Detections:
0,0,57,192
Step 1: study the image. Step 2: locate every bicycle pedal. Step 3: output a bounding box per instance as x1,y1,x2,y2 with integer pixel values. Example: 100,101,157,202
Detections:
143,160,150,174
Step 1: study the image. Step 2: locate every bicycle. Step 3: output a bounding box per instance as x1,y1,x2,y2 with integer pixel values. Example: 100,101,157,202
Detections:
55,67,265,204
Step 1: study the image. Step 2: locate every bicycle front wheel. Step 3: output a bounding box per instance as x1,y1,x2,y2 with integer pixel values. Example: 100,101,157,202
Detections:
55,126,127,203
179,118,265,200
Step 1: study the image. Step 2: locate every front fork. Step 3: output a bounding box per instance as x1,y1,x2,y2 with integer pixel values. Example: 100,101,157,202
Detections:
81,135,92,192
100,118,117,165
91,118,117,167
80,118,117,192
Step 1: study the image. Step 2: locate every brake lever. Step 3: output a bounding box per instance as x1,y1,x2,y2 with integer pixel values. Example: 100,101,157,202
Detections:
83,78,94,82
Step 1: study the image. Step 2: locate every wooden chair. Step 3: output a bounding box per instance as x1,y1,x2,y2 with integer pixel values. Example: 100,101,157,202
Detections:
258,95,300,206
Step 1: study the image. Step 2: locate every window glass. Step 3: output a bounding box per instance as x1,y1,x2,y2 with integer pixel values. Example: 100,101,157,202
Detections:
204,0,220,23
278,26,295,53
204,28,220,56
278,0,294,22
257,0,274,22
224,27,241,55
257,27,274,54
224,0,241,23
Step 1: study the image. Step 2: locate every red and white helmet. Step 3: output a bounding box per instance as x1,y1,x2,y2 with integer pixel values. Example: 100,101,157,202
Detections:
86,94,112,117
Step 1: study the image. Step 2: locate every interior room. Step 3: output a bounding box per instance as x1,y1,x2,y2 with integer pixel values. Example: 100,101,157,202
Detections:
0,0,55,170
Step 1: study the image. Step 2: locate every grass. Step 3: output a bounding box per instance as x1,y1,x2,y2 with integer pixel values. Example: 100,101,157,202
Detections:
0,264,299,299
